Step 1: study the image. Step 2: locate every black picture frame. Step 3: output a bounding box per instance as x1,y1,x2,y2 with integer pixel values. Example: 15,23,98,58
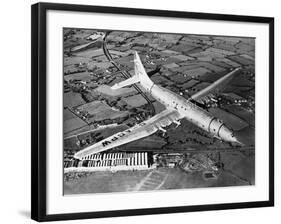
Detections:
31,2,274,222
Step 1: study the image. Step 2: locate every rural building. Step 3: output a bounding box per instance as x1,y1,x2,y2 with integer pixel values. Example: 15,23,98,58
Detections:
64,152,152,172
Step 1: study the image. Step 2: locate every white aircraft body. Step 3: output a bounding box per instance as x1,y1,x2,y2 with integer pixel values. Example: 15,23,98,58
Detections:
74,52,242,160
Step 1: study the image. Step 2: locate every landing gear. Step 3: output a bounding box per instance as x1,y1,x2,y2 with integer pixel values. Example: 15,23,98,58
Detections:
158,127,167,137
173,120,181,128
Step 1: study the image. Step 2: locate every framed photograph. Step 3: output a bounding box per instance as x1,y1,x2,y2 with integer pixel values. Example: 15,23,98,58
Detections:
31,2,274,222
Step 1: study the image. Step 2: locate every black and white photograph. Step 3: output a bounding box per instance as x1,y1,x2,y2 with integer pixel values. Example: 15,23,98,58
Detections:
63,29,255,195
0,0,278,223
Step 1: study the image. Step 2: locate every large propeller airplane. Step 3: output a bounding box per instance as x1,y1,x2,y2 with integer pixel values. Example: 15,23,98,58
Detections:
74,52,243,160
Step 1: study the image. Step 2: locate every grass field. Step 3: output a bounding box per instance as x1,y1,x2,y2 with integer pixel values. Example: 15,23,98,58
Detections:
64,154,255,194
64,170,151,194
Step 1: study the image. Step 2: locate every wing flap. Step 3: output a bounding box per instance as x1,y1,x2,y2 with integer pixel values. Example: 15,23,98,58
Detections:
74,109,182,159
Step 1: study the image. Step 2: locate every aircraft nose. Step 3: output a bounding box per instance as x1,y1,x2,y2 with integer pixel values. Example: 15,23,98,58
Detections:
229,135,244,146
219,125,244,145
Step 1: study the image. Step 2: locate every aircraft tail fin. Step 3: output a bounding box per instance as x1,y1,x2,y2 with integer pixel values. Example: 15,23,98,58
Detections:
111,51,153,90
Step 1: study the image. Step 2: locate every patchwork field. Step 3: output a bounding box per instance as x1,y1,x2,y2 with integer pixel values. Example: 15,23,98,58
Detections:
63,29,255,194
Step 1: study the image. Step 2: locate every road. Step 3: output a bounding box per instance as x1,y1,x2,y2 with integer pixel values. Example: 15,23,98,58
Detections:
117,146,255,154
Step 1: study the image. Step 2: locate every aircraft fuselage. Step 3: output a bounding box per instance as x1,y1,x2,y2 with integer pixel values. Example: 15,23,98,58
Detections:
143,82,238,144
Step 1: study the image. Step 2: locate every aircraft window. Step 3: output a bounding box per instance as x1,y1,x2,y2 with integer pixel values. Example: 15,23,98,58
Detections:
213,129,216,131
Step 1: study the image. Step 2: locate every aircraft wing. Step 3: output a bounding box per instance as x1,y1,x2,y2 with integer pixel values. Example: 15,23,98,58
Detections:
74,109,183,159
190,67,241,103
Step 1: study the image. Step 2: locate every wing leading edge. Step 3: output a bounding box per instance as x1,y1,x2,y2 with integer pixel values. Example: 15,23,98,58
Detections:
191,67,241,103
74,109,182,159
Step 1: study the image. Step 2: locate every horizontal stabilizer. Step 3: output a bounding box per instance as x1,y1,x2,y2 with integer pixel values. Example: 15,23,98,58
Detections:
111,75,140,90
